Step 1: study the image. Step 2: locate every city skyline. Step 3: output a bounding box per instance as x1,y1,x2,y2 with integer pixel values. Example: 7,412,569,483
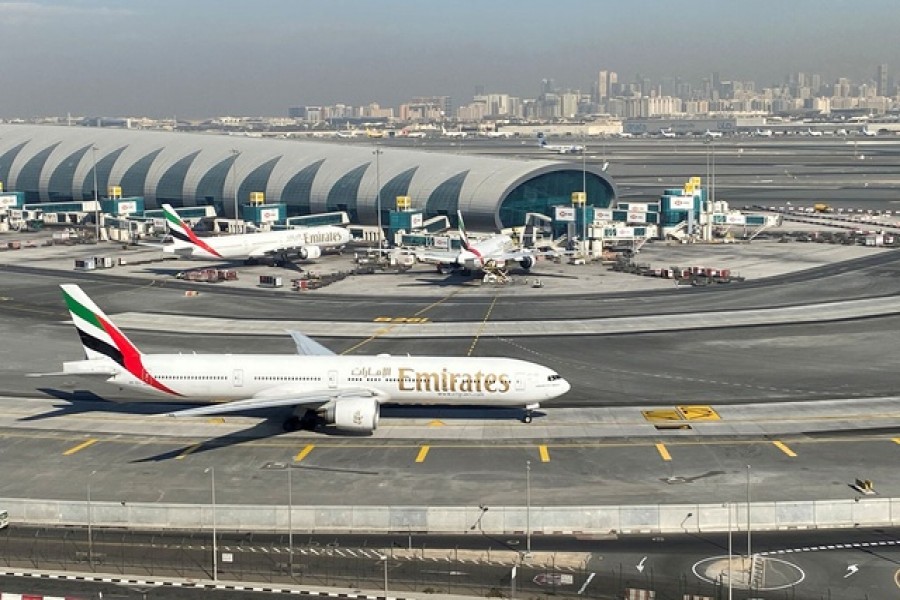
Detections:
2,0,899,118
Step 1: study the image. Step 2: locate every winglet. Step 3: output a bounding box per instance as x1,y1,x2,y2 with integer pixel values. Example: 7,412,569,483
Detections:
456,210,471,251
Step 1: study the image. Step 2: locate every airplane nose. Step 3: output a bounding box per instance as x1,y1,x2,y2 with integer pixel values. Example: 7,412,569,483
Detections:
559,379,571,395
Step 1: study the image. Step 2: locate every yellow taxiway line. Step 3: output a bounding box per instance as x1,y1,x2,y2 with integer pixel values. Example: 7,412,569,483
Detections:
175,443,202,460
415,445,430,463
295,444,315,462
655,443,672,461
62,439,98,456
538,445,550,462
772,441,798,457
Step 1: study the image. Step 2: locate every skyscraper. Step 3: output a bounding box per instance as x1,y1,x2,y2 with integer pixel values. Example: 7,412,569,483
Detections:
877,64,888,96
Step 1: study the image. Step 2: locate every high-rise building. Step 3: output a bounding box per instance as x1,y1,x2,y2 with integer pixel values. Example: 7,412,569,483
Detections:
877,64,888,96
597,70,617,101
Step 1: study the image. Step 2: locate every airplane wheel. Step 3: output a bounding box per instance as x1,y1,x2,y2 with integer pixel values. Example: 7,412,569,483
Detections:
523,411,533,424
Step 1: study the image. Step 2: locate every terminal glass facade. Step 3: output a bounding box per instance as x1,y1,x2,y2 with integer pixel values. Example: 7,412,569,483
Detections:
195,155,237,214
282,160,324,217
48,145,92,201
18,143,60,202
118,149,163,198
326,163,369,222
155,151,201,206
499,171,614,227
238,156,281,207
0,142,28,189
82,147,127,201
424,171,468,220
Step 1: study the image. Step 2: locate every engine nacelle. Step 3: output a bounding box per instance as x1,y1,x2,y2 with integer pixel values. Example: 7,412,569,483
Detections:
321,397,379,433
299,245,322,260
519,255,535,270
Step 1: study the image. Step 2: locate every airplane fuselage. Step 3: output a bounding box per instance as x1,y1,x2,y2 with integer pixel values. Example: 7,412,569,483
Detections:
167,226,350,260
83,354,569,406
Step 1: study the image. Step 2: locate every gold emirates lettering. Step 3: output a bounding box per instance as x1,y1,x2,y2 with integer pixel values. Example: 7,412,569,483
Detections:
398,367,511,393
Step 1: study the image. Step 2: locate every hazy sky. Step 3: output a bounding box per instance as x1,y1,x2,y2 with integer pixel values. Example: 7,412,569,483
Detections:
1,0,898,118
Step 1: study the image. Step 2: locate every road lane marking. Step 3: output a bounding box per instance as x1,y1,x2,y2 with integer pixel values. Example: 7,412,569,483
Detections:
62,439,97,456
538,445,550,462
415,445,430,463
655,443,672,461
294,444,315,462
429,420,445,427
773,441,798,457
175,443,201,460
892,438,900,445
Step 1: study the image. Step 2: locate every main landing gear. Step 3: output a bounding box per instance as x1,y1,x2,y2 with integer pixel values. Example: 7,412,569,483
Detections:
283,409,318,432
522,403,540,424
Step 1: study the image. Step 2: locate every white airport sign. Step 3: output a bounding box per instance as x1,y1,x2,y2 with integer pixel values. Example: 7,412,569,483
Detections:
555,206,576,222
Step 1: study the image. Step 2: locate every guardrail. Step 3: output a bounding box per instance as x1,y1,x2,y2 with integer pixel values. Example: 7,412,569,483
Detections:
1,497,896,534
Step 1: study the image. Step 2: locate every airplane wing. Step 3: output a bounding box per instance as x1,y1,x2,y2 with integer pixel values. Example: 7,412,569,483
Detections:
164,386,377,417
288,330,335,356
413,249,459,264
247,243,303,258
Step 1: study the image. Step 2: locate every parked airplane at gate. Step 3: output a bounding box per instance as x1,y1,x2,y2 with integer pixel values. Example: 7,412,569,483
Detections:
161,204,351,264
659,128,676,138
31,285,569,431
537,132,584,154
441,126,468,138
415,211,553,274
704,129,723,138
753,128,773,137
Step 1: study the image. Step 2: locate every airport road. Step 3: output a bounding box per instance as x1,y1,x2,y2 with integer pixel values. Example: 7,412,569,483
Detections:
1,527,899,600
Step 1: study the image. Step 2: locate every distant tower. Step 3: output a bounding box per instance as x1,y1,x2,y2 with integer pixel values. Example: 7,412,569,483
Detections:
597,70,610,101
877,64,888,96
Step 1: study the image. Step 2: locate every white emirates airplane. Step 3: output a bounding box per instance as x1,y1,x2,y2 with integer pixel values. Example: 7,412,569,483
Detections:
161,204,351,264
415,211,553,274
537,132,584,154
31,285,570,432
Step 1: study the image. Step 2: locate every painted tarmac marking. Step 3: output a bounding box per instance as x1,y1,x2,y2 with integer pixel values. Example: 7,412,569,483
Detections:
415,445,430,463
62,438,98,456
467,294,499,357
773,441,798,457
892,438,900,445
642,409,682,422
294,444,315,462
655,443,672,461
175,443,201,460
429,420,445,427
538,445,550,462
677,405,721,421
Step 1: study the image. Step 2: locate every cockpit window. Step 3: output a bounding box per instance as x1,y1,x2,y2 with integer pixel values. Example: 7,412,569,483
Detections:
548,374,562,381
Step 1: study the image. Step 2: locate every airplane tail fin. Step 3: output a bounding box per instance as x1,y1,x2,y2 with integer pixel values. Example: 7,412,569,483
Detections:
456,210,472,250
60,284,143,363
161,203,222,257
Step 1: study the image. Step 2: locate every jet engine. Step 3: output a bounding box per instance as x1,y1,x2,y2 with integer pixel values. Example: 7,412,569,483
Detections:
320,397,380,433
519,256,535,270
299,246,322,260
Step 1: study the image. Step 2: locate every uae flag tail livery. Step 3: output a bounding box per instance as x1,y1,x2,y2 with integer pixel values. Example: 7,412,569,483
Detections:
58,284,179,396
162,203,222,258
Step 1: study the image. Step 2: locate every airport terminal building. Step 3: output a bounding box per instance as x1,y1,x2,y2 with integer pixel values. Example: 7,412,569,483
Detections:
0,125,616,230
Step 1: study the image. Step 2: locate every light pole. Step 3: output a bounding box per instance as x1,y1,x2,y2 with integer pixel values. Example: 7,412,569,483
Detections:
525,460,532,555
205,467,217,581
746,465,752,565
581,139,588,256
91,146,99,242
372,144,383,246
727,502,733,600
87,469,97,565
288,464,293,576
230,149,239,233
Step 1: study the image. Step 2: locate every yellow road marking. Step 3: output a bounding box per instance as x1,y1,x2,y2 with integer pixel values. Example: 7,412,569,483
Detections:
538,445,550,462
63,438,98,456
294,444,315,462
374,317,392,322
655,443,672,461
677,405,721,421
429,420,446,427
642,409,683,422
413,290,461,316
892,438,900,445
175,443,201,460
415,445,430,463
773,441,797,457
467,294,499,356
206,417,225,424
